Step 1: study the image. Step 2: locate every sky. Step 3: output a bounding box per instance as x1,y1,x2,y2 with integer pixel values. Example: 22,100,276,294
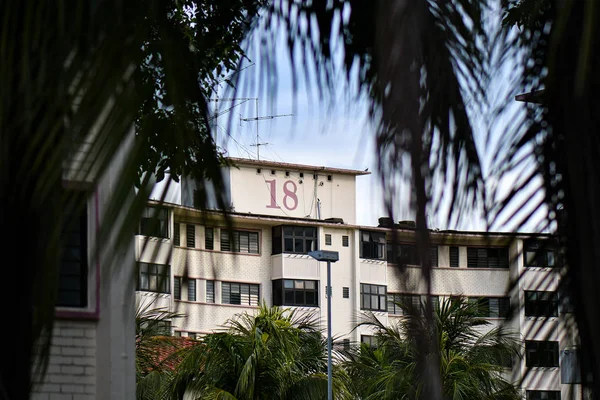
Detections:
155,6,549,233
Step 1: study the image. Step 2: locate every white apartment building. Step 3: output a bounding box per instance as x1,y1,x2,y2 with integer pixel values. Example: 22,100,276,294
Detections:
136,157,584,400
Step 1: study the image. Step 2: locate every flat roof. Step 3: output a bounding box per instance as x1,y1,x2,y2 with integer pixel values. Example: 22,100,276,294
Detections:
156,200,553,239
226,157,371,176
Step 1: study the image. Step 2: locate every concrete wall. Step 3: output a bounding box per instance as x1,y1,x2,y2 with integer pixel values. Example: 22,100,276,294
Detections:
228,166,358,224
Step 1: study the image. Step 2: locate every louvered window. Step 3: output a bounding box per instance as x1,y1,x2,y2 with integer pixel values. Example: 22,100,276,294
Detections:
450,246,459,267
467,247,509,268
174,277,181,300
221,230,259,254
186,224,195,248
325,234,332,246
206,280,215,303
205,227,214,250
188,279,196,301
174,223,180,246
342,236,349,247
222,282,259,306
342,287,349,298
468,297,510,318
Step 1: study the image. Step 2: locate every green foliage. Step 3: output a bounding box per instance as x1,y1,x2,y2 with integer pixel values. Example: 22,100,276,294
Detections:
344,297,521,400
169,304,351,399
134,0,265,185
135,303,185,400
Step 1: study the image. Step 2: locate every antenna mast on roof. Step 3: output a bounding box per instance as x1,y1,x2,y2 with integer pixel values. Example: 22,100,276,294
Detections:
240,98,292,160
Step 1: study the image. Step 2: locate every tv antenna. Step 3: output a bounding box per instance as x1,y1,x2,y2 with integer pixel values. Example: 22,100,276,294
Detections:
240,99,292,160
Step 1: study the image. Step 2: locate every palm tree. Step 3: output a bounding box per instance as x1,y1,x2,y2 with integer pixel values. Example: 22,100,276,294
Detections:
1,1,262,397
135,303,187,400
168,304,351,400
256,1,600,397
343,297,521,400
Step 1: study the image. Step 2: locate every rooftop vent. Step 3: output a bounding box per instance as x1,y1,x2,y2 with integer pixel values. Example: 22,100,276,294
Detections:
378,217,394,228
324,217,344,224
398,220,416,229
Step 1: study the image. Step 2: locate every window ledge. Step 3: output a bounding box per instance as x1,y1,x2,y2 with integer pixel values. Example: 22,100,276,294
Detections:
174,246,261,256
136,235,170,243
525,316,560,321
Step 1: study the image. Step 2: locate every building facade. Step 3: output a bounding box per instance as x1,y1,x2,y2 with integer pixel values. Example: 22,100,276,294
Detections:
32,134,137,400
136,158,583,400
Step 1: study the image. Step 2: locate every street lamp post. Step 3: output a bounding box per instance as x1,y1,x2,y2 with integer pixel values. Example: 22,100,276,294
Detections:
308,250,339,400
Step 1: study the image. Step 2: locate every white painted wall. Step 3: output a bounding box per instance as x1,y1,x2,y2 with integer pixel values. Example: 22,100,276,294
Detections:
228,165,358,224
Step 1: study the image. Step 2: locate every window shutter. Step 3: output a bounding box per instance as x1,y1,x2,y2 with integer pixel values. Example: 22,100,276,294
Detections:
450,246,459,267
467,248,477,268
174,277,181,300
186,224,195,248
221,282,230,304
188,280,196,301
430,247,438,267
174,223,180,246
205,227,214,250
249,232,259,254
342,235,349,247
250,284,259,306
221,230,230,251
206,280,215,303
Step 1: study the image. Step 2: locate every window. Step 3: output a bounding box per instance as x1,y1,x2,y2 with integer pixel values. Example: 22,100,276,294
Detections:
468,297,510,318
138,207,168,238
527,391,560,400
222,282,259,306
449,246,459,267
58,193,88,307
188,279,196,301
360,284,387,311
387,294,421,315
284,226,317,254
526,341,559,367
524,239,558,268
361,335,377,348
137,263,170,293
525,291,559,317
205,227,214,250
273,279,319,307
325,234,332,246
174,277,181,300
342,235,349,247
342,338,350,350
467,247,509,268
186,224,195,248
221,230,259,254
206,280,215,303
174,223,180,246
342,287,349,298
387,244,439,267
272,225,317,254
360,231,386,260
